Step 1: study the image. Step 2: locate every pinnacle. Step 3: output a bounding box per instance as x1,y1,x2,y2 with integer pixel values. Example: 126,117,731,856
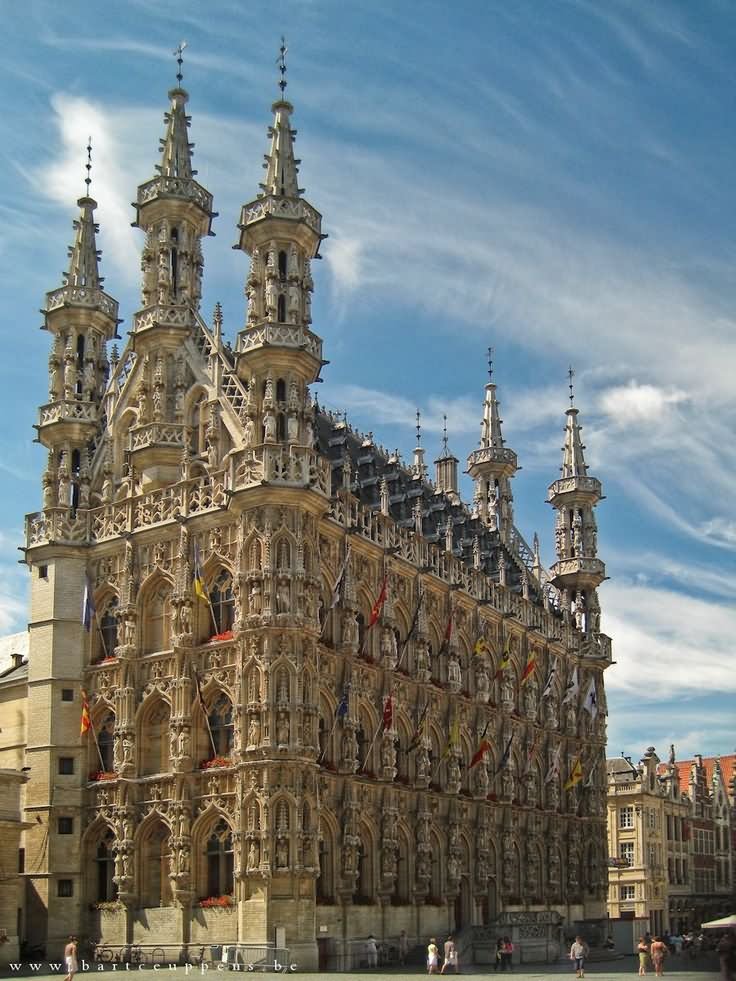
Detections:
260,99,301,198
64,196,103,290
158,86,195,180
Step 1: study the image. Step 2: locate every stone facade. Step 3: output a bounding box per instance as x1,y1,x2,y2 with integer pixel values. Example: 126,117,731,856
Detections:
3,60,612,969
0,769,31,965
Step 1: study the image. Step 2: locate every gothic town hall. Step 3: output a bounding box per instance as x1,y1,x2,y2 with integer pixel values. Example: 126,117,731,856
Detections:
2,56,611,970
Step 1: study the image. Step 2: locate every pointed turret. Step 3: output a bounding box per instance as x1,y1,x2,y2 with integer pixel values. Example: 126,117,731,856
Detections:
434,415,459,503
233,43,325,453
37,145,120,510
132,51,215,329
548,368,605,633
466,349,517,541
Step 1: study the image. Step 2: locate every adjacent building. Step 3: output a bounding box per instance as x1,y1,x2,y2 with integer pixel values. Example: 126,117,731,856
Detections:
607,747,735,941
0,58,612,969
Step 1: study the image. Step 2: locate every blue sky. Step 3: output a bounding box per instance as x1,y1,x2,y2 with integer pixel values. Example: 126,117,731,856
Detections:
0,0,734,762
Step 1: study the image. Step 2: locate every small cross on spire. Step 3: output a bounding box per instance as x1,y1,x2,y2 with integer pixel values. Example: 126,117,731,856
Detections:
84,137,92,196
277,36,288,96
173,40,188,86
568,365,576,406
487,346,494,381
415,409,422,446
442,414,449,453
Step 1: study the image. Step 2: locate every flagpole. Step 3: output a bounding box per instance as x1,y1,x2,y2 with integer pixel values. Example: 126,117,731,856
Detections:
195,672,218,759
93,610,108,661
88,720,106,773
359,699,391,774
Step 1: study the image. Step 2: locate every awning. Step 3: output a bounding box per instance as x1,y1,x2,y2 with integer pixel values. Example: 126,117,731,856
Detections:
701,914,736,930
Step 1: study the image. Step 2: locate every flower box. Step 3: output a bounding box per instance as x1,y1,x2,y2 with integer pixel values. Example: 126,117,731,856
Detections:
199,757,232,770
89,771,117,782
209,630,234,643
197,895,233,908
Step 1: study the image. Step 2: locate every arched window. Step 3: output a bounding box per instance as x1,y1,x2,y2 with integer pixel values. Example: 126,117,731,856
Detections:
209,570,234,635
205,820,234,898
190,396,208,457
277,294,286,323
141,701,170,776
357,834,373,902
95,829,117,902
318,716,328,762
278,251,287,280
276,378,287,404
207,694,234,758
145,585,171,654
141,823,172,907
276,413,286,442
170,227,179,294
97,712,115,773
99,597,118,660
317,836,332,902
356,613,366,653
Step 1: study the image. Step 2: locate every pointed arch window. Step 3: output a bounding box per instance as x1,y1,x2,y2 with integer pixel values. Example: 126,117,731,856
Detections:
317,836,332,902
209,570,234,635
190,395,208,457
277,294,286,323
99,597,118,660
95,829,117,902
206,820,234,898
276,378,287,404
278,251,287,280
97,712,115,773
207,693,234,757
276,413,286,442
141,701,170,776
142,824,172,907
145,586,172,654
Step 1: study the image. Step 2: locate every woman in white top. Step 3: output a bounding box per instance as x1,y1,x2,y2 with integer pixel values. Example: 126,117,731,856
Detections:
427,938,439,974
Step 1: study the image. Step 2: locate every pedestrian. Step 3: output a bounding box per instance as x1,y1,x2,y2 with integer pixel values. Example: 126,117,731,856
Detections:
399,930,409,966
63,936,79,981
441,935,459,974
637,936,650,976
650,937,667,977
569,935,589,978
365,934,378,969
502,936,514,972
670,934,683,957
717,929,736,981
494,938,504,972
427,937,439,974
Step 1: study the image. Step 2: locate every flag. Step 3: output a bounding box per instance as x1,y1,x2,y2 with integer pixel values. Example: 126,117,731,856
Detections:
193,542,207,602
545,743,562,783
194,670,208,715
442,716,460,759
562,665,579,704
520,649,536,685
494,636,511,680
82,576,96,631
473,636,490,657
407,702,429,753
367,576,388,629
564,757,583,790
382,693,393,730
438,612,453,656
495,733,513,773
329,543,351,610
80,689,91,735
541,661,557,699
469,721,491,769
336,686,349,719
582,677,598,720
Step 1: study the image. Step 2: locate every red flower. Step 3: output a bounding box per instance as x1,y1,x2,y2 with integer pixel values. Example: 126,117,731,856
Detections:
199,757,232,770
209,630,234,643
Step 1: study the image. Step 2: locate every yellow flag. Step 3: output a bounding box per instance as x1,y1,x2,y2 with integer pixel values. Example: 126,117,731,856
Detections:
193,542,207,602
564,758,583,790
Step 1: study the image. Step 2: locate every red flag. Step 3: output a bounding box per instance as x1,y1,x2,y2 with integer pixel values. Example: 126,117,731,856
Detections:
382,694,393,729
520,649,536,685
469,739,492,769
368,576,388,628
439,612,453,655
80,689,92,735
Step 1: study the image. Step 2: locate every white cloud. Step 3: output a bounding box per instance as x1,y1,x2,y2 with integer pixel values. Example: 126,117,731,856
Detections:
601,580,735,698
599,381,688,424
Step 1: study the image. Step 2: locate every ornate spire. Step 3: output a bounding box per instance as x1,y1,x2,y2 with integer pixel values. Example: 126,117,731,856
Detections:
561,366,588,478
412,410,426,479
157,42,195,179
63,140,103,292
467,350,517,538
260,104,301,199
548,373,605,636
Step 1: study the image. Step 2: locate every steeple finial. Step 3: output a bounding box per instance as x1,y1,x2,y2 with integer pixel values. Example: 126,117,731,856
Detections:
568,364,575,407
416,409,422,447
174,40,187,87
413,409,426,479
84,138,92,196
442,414,449,455
488,346,494,382
277,36,288,96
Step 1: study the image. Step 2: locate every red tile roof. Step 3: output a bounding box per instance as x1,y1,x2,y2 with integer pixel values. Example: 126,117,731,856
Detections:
676,755,736,793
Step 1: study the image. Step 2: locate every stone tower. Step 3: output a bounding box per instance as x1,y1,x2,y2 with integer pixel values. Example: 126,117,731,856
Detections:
547,378,605,635
466,355,518,542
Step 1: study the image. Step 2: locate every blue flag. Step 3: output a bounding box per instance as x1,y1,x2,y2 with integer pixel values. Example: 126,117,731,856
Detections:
336,687,349,719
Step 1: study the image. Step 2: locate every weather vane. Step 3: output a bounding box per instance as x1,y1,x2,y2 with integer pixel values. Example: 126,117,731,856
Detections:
84,138,92,195
487,346,494,381
174,40,188,86
568,365,575,406
277,36,288,95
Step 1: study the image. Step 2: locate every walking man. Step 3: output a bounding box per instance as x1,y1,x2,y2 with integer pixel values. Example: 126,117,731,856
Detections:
441,935,459,973
570,935,589,978
63,936,79,981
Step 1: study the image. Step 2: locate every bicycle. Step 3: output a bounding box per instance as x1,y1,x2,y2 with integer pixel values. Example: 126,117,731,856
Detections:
95,945,115,963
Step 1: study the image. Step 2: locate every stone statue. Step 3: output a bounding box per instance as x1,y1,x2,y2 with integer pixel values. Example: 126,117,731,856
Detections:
524,682,538,719
249,580,262,615
526,769,538,808
276,578,290,614
416,747,431,787
263,411,276,443
276,712,290,747
341,611,358,648
380,627,398,669
247,841,258,869
276,838,289,869
447,655,462,691
447,854,460,883
476,663,490,703
502,767,515,800
447,756,462,795
287,413,299,443
248,715,260,746
475,761,489,798
244,416,255,446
